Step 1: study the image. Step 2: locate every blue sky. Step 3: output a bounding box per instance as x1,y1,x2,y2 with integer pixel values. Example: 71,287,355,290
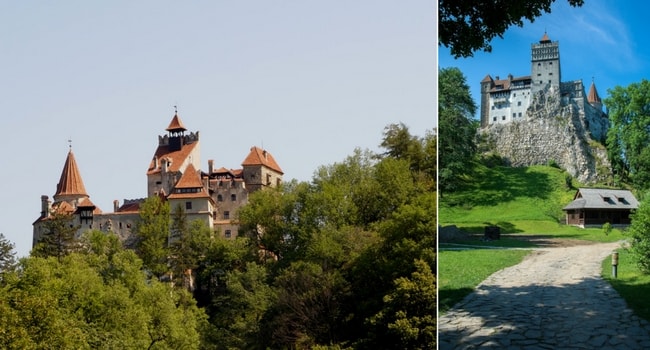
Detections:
439,0,647,120
0,2,435,257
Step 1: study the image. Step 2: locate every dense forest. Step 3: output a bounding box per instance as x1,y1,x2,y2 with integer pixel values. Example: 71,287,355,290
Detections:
0,123,436,350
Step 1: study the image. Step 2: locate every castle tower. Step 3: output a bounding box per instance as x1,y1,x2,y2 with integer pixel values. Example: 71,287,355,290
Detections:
147,113,201,197
587,80,603,112
531,32,561,94
480,74,495,128
167,163,214,229
166,112,187,152
34,148,100,247
241,146,284,192
53,148,89,205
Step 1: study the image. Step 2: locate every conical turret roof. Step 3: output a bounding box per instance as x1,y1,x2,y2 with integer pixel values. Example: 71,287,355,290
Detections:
54,149,88,200
588,81,601,104
166,113,187,132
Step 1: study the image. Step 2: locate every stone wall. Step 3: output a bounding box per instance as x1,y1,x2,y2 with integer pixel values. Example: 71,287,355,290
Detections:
479,85,611,184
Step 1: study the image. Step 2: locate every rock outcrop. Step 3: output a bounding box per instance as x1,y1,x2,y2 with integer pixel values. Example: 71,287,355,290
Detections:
479,85,611,184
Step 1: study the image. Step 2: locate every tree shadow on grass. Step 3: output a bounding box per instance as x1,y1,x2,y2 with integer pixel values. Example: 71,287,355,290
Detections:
452,166,555,207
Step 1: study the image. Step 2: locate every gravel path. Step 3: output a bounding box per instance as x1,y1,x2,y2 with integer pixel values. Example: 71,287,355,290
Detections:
438,242,650,349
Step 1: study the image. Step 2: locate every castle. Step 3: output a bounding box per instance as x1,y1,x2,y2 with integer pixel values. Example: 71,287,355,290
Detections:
33,113,283,247
477,33,611,183
479,32,604,128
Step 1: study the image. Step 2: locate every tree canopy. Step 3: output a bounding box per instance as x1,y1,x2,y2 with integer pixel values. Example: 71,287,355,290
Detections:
438,66,477,192
439,0,585,58
604,79,650,190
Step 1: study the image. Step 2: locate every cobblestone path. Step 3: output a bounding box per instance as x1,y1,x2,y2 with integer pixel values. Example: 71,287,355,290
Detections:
438,242,650,349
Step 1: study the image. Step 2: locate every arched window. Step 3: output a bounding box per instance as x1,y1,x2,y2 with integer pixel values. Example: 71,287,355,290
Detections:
217,194,223,202
231,194,237,201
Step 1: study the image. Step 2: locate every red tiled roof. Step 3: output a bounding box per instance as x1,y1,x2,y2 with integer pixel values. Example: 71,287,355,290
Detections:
77,198,102,213
481,74,494,83
117,201,141,213
168,164,211,199
541,32,551,42
487,75,531,93
588,81,601,104
166,113,187,131
174,164,203,188
147,141,199,175
241,146,283,174
54,150,88,198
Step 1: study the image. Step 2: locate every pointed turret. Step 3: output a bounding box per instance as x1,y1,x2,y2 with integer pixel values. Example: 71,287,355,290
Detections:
53,149,89,203
167,112,187,152
587,80,603,111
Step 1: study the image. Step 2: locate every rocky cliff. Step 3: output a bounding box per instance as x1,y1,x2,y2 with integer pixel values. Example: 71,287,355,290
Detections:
479,85,611,184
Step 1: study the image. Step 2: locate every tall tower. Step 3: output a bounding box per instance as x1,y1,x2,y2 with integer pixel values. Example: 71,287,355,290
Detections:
480,75,494,128
531,32,561,95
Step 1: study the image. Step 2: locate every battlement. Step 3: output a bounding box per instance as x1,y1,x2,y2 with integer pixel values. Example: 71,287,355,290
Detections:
158,131,199,146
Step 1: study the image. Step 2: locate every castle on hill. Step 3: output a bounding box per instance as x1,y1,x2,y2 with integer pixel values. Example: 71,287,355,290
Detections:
479,32,604,129
477,33,611,183
33,113,283,247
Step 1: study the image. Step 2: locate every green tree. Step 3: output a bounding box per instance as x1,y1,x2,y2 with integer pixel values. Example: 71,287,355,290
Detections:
605,80,650,189
263,261,349,349
209,262,276,349
439,67,477,193
627,196,650,273
134,196,171,277
169,206,213,290
0,233,17,277
368,259,436,350
440,0,585,58
32,212,80,261
0,241,206,349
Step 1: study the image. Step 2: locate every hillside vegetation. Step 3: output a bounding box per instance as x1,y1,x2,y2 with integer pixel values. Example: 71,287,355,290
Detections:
439,163,625,241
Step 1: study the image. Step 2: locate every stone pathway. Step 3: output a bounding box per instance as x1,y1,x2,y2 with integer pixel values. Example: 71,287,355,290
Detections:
438,242,650,349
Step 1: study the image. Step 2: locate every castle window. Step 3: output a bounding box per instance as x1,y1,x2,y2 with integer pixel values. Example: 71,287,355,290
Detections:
231,194,236,201
224,211,230,219
518,112,522,117
225,230,232,238
502,116,505,120
186,201,192,210
537,73,541,76
513,93,516,97
549,72,553,75
518,101,521,106
513,113,516,118
491,106,495,110
217,194,223,202
493,117,497,122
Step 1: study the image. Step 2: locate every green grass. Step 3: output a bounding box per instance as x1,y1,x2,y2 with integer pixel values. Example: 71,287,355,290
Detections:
602,248,650,321
439,163,646,318
440,164,576,224
438,249,530,314
440,164,628,243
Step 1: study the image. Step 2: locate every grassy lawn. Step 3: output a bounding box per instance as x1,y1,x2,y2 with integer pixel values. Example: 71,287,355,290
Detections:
438,248,530,314
601,248,650,321
444,221,627,243
439,163,650,320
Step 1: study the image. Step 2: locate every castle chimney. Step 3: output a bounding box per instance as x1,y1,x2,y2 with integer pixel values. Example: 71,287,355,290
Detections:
496,75,500,80
41,195,51,217
508,74,513,81
208,159,214,174
113,200,120,212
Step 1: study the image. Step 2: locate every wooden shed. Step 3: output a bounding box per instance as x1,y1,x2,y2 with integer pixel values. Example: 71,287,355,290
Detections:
563,188,639,228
